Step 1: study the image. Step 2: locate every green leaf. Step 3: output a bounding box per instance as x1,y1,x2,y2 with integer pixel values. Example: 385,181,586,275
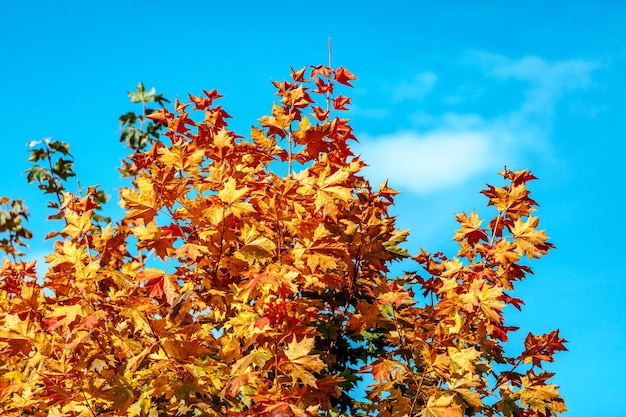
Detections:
27,148,47,162
25,165,50,183
49,141,72,156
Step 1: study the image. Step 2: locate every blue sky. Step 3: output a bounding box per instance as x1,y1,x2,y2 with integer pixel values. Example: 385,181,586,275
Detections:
2,1,625,415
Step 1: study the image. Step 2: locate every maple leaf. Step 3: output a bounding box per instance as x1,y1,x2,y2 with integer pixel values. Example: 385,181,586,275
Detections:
310,64,331,78
218,177,250,205
176,243,207,262
378,282,412,308
422,405,464,417
366,359,407,383
145,107,171,123
61,208,94,239
291,66,307,82
0,314,36,355
158,143,205,171
492,239,521,266
313,77,334,95
311,105,330,121
281,85,312,108
478,284,505,322
334,67,357,87
422,395,463,417
501,167,538,186
231,347,272,375
138,268,178,305
521,330,568,367
212,127,236,150
44,239,88,268
234,224,276,265
284,336,325,373
188,89,223,110
448,346,481,375
509,216,553,259
44,303,83,333
453,210,488,245
519,371,566,415
383,228,410,258
259,102,295,137
333,95,351,111
120,175,158,223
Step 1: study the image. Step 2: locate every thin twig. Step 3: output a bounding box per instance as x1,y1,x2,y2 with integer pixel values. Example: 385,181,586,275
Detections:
326,37,332,113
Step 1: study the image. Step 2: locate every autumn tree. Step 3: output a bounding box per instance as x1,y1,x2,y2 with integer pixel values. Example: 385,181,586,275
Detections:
0,64,567,417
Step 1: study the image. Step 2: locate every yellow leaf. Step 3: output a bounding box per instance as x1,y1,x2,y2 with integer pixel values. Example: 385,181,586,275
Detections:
449,309,463,334
3,370,25,382
132,220,159,242
213,127,234,149
45,240,88,268
158,143,205,171
510,216,550,259
124,345,154,376
218,178,250,205
453,210,488,244
44,304,83,333
258,102,295,136
422,395,463,417
284,336,325,373
62,208,94,239
235,224,276,263
519,372,566,415
231,347,272,376
46,407,63,417
120,175,157,223
421,405,463,417
448,346,481,374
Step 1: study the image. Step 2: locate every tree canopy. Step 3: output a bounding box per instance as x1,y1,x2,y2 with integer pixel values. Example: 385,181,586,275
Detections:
0,65,567,416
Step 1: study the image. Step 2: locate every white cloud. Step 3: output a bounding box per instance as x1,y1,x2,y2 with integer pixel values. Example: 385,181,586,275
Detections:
356,52,598,194
357,123,516,194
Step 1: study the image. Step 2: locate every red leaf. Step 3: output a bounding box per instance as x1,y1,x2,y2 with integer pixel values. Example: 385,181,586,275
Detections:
334,67,357,87
333,95,351,110
311,65,331,78
291,66,307,82
312,106,330,121
313,77,333,95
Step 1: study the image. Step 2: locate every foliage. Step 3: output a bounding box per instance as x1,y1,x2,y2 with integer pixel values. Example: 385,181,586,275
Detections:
0,198,32,259
24,139,110,225
0,65,567,416
120,83,170,153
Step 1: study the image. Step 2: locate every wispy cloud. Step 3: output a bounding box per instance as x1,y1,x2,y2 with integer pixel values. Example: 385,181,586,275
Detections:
464,51,598,116
392,71,438,102
355,52,598,194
